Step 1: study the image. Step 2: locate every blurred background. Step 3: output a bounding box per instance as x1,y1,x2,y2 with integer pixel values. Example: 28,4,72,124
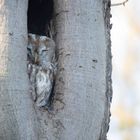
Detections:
108,0,140,140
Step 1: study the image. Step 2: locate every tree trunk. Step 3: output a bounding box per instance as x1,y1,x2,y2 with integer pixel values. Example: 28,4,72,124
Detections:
36,0,112,140
0,0,38,139
0,0,112,139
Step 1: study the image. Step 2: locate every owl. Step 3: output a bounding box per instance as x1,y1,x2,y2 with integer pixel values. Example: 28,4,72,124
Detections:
27,33,56,108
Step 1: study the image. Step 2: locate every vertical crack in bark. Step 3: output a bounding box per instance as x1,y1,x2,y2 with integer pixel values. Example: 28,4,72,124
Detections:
27,0,57,110
99,0,112,139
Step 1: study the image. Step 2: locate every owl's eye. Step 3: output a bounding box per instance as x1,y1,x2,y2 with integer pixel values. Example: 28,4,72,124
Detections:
39,49,48,55
42,49,48,52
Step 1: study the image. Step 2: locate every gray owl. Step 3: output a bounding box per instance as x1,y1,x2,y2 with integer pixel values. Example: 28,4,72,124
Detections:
27,33,56,108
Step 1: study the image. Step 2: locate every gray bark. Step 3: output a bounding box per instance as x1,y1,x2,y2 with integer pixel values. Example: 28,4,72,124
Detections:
0,0,38,139
0,0,112,139
36,0,112,140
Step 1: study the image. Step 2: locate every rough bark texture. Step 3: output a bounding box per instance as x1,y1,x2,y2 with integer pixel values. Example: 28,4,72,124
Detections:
99,0,112,139
0,1,38,139
36,0,112,140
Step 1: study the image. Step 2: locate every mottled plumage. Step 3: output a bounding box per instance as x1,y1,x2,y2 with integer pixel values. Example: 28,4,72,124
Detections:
27,33,56,108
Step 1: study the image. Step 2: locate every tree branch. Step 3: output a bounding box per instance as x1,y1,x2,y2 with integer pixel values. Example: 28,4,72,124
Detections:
111,0,128,7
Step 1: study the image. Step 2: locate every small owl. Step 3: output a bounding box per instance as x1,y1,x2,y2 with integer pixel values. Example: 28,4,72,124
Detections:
27,33,56,108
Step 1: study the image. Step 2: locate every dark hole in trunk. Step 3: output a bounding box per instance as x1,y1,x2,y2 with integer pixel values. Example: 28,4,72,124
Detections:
27,0,54,36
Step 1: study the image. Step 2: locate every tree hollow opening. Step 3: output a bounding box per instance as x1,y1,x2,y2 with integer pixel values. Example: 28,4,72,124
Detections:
27,0,56,110
27,0,54,36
